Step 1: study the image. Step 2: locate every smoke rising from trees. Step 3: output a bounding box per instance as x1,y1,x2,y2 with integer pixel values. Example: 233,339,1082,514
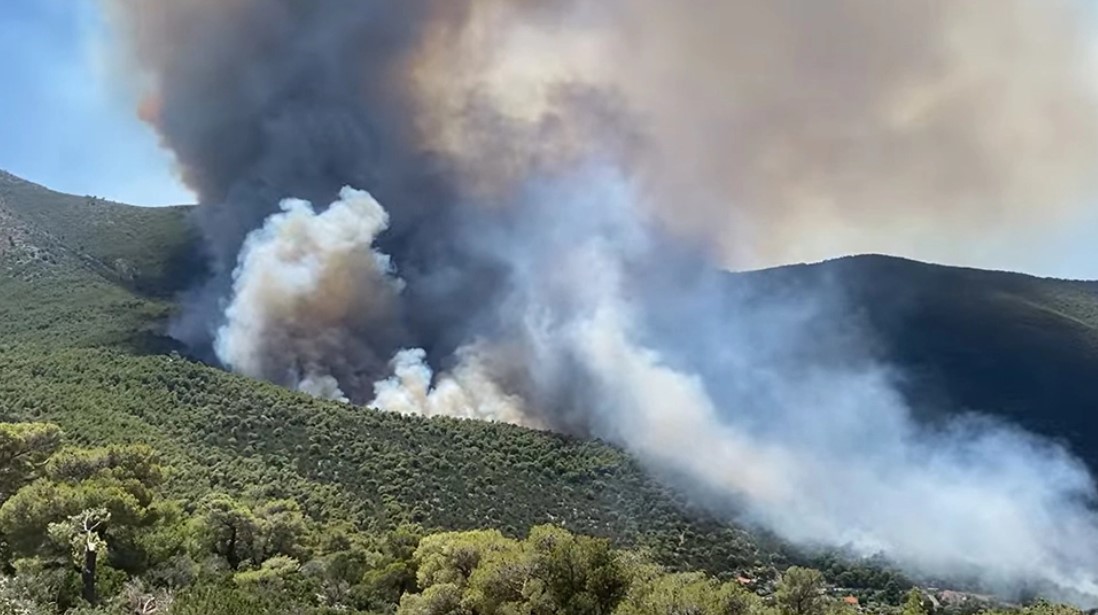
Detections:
104,0,1098,600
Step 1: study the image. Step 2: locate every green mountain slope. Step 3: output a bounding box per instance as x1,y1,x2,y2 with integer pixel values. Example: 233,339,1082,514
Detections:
0,175,178,351
7,170,1098,602
0,170,202,297
0,172,786,585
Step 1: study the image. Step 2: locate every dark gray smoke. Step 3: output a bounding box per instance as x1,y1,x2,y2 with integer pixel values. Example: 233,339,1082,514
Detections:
107,0,510,370
103,0,1098,600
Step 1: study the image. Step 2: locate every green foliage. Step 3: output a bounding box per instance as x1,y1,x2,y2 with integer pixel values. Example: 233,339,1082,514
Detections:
407,525,699,615
398,582,469,615
810,552,911,603
615,571,753,615
413,526,621,614
47,508,110,567
9,556,83,612
1017,600,1086,615
170,584,294,615
525,525,628,615
0,440,169,602
0,423,1083,615
777,567,827,615
252,499,310,563
232,555,302,592
415,530,511,590
903,589,929,615
0,422,62,502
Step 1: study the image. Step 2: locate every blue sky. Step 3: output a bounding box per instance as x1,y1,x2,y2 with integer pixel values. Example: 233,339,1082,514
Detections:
0,0,191,205
2,0,1098,278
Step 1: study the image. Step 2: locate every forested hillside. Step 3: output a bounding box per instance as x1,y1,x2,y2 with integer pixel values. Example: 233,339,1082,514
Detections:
1,171,1095,613
0,174,801,612
0,413,1011,615
0,170,785,553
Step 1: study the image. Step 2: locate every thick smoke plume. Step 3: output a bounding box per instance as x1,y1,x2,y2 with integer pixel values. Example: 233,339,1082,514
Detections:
105,0,1098,601
409,0,1098,266
216,187,404,402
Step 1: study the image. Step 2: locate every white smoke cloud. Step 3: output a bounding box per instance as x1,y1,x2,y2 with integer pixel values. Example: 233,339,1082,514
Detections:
216,187,403,401
371,346,533,426
298,374,350,404
217,184,536,422
422,169,1098,599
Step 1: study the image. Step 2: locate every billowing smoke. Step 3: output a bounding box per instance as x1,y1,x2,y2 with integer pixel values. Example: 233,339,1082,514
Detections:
216,187,405,402
373,347,531,426
103,0,1098,601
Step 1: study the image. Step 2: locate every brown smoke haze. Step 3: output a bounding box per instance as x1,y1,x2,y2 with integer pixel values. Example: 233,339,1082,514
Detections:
103,0,1098,601
411,0,1098,266
110,0,1098,268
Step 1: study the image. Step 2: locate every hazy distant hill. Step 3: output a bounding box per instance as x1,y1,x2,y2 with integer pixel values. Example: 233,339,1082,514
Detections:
758,255,1098,469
